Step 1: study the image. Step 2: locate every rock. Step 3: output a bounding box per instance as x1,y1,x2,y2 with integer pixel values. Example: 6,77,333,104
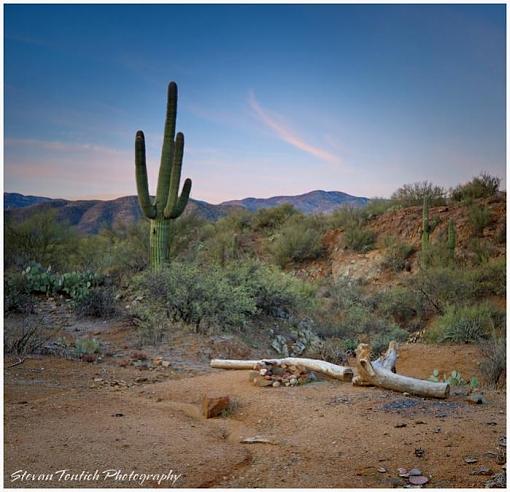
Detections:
135,377,148,384
408,468,422,476
415,448,425,458
408,475,429,486
471,466,493,476
467,393,487,404
161,360,171,368
153,357,162,366
395,423,407,428
272,381,280,388
485,472,506,488
377,467,387,473
201,395,230,419
464,457,478,464
253,376,273,387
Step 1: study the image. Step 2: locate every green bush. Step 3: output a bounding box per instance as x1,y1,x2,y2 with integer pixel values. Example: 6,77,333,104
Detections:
466,238,494,265
371,326,409,356
370,287,424,326
450,172,500,202
382,236,415,272
343,226,376,252
74,338,101,356
252,204,298,231
130,304,168,345
4,209,79,271
222,261,316,318
135,262,257,333
363,198,396,218
74,286,117,318
4,273,35,314
391,181,446,207
270,220,324,266
426,303,504,343
468,205,491,235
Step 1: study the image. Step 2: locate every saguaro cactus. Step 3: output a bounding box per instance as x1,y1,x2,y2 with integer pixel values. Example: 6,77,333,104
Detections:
135,81,192,269
422,195,430,251
447,219,456,263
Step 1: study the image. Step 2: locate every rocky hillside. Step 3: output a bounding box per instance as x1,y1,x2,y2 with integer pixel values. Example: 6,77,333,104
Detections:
222,190,368,213
300,193,506,283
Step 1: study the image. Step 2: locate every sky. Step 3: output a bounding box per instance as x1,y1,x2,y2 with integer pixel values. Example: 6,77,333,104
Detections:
4,4,506,203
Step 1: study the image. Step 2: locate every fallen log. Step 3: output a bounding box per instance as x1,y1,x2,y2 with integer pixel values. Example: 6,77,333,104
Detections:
352,341,450,399
210,357,353,382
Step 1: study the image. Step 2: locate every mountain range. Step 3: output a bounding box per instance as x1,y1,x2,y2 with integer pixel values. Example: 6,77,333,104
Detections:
4,190,368,234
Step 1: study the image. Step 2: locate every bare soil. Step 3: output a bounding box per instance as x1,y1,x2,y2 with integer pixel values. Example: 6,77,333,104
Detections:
4,329,506,488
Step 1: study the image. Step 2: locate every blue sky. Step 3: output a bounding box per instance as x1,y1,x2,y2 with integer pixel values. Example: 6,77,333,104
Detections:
4,4,506,203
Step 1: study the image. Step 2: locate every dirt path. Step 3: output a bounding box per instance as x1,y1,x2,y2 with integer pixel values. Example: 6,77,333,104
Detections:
4,344,506,488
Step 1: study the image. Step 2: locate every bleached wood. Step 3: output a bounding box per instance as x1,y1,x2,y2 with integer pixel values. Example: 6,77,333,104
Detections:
210,357,353,382
353,342,449,399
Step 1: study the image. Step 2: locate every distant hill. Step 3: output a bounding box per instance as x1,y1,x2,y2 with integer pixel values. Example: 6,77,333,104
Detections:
221,190,368,213
4,192,54,210
4,194,241,234
4,190,368,234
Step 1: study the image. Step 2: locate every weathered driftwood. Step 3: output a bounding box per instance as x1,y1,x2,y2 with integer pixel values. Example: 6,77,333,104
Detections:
210,357,353,382
352,342,450,399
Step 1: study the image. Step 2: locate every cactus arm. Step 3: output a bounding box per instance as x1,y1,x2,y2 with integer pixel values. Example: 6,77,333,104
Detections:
156,81,178,209
135,130,156,219
167,178,192,219
164,132,184,217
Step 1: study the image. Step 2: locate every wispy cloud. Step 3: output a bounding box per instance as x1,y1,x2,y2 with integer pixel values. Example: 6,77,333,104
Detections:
5,137,127,156
248,91,340,164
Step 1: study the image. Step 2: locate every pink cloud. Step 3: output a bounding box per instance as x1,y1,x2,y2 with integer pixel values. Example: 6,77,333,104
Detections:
248,91,339,164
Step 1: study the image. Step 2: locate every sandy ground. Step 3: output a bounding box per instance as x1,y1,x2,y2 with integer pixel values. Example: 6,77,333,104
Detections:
4,342,506,488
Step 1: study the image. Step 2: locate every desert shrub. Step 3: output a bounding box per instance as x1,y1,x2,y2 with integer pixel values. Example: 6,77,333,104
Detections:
215,209,253,233
205,230,245,265
74,286,117,318
370,287,424,326
426,303,504,343
4,209,79,271
310,338,348,365
450,172,500,202
468,205,491,235
95,221,150,281
4,273,35,314
371,326,409,356
5,319,54,355
252,204,298,231
343,226,376,252
223,260,316,317
130,305,168,345
270,220,324,266
327,206,366,229
468,257,506,296
466,238,495,265
135,262,257,333
479,336,506,387
382,236,415,272
409,267,474,315
363,198,396,218
169,213,209,258
74,338,101,357
391,181,446,207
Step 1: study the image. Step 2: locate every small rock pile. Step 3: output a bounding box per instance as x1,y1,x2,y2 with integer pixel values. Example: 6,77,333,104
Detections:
249,361,317,388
